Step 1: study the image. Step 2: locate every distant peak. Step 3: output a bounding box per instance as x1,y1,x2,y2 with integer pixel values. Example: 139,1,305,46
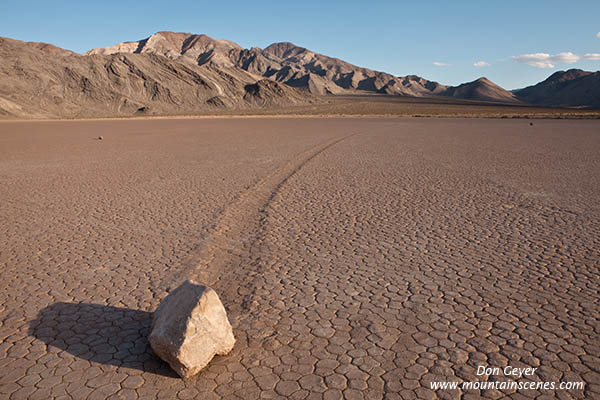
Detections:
267,41,300,49
152,31,195,37
147,31,208,42
470,77,504,88
148,31,239,45
263,41,307,58
465,77,497,86
544,69,589,83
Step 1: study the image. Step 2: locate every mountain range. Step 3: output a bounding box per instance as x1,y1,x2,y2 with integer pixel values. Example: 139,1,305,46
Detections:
1,31,599,118
85,32,449,97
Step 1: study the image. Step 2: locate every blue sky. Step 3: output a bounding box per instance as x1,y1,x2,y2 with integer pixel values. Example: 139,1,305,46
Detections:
1,1,599,89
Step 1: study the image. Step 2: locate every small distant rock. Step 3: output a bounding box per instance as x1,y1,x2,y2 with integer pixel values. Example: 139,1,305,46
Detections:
149,280,235,379
529,122,533,126
98,136,103,140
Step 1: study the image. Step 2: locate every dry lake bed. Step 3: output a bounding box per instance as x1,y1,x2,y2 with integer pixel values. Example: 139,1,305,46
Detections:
0,117,599,399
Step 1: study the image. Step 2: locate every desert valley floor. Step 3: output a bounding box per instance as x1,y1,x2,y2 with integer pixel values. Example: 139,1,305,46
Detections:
0,117,599,400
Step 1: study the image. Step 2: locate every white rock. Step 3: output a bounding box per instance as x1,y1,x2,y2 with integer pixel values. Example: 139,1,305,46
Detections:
149,280,235,378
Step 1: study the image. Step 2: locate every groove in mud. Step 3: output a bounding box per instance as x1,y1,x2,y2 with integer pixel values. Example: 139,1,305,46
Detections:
165,133,356,310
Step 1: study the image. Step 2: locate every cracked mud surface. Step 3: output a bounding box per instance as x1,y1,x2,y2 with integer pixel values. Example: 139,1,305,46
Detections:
0,118,599,399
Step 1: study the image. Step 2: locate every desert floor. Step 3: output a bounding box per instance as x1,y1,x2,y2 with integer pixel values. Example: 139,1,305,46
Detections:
0,117,599,400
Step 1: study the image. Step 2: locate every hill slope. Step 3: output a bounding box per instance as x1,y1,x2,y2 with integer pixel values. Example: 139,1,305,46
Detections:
0,37,314,118
441,78,521,104
514,69,600,108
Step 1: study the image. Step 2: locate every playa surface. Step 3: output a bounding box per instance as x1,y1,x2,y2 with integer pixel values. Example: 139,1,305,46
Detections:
0,117,599,399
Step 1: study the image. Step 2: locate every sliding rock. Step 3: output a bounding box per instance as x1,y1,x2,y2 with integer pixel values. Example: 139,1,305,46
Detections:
149,280,235,378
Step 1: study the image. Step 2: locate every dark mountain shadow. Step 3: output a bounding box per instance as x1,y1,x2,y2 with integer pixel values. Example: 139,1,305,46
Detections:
29,302,176,377
134,38,148,53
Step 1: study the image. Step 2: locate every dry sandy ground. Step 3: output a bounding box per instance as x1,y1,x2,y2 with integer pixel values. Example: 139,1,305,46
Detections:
0,118,599,400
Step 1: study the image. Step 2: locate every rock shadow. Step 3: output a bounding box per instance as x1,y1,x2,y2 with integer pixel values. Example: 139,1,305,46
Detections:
29,302,177,377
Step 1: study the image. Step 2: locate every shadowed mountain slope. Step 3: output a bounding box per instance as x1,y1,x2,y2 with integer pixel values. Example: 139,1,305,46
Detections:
514,69,600,108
